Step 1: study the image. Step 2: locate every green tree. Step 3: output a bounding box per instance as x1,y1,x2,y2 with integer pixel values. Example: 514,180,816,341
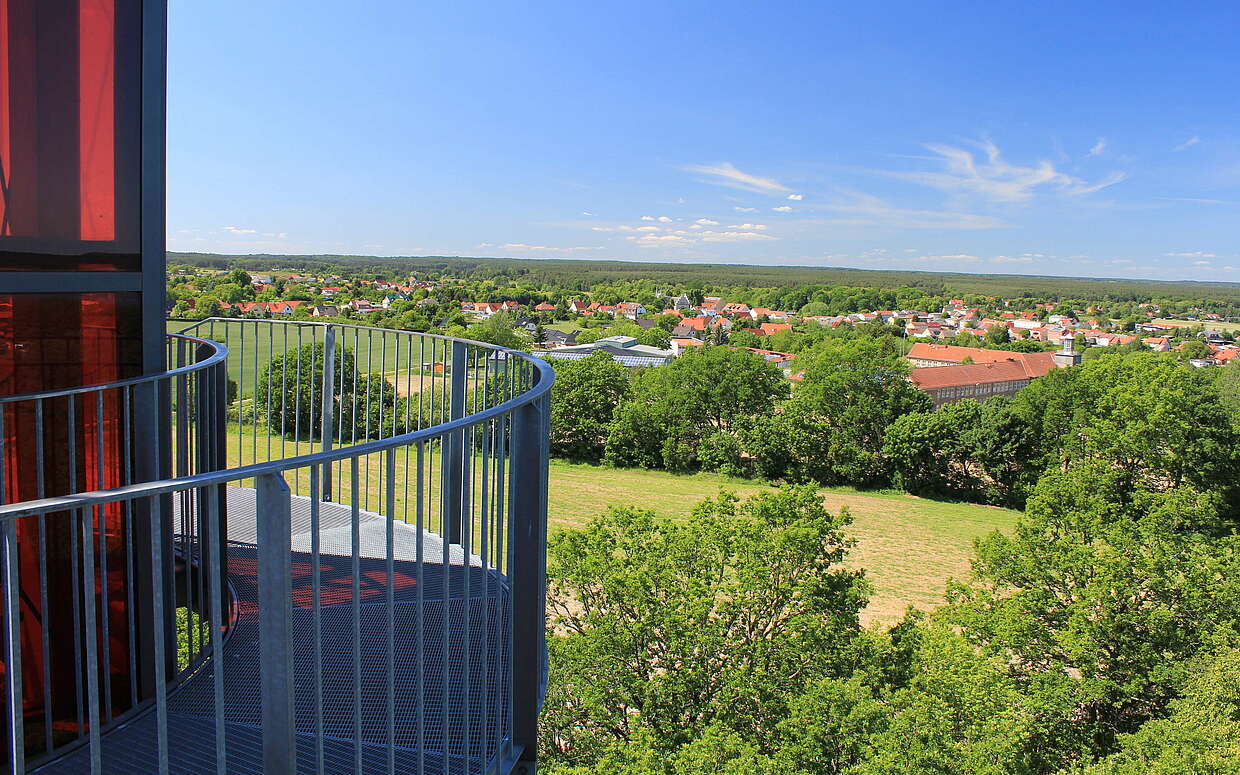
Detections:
947,462,1240,760
226,268,253,287
542,487,868,768
1011,352,1240,499
468,312,526,349
1177,339,1211,361
783,338,931,486
604,347,789,471
546,351,631,461
1067,647,1240,775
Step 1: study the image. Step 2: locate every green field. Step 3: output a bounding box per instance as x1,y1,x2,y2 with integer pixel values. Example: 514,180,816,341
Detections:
1153,318,1240,333
546,461,1017,626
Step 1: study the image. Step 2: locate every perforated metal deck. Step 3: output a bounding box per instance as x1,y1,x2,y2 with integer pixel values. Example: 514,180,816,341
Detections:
33,487,513,775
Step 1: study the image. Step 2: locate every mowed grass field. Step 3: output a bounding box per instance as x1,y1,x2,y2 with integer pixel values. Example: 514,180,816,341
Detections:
1152,318,1240,333
546,461,1018,626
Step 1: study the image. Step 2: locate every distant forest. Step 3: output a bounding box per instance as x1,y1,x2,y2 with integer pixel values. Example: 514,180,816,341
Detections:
169,252,1240,304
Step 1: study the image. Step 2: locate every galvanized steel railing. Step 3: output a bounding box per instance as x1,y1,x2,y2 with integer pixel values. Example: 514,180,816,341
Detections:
0,319,552,775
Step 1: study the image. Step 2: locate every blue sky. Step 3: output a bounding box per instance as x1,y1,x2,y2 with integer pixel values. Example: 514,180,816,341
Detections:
167,1,1239,281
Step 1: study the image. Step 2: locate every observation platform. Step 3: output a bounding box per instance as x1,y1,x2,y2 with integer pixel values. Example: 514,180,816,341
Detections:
34,487,513,775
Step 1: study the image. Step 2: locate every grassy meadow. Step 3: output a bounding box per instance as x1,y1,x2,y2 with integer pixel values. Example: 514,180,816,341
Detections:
1152,318,1240,333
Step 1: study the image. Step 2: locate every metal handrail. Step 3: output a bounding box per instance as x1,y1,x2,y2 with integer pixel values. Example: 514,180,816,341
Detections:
0,317,553,774
0,320,554,519
0,333,229,406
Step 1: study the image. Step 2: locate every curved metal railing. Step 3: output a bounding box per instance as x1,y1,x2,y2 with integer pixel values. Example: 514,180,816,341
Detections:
0,319,553,775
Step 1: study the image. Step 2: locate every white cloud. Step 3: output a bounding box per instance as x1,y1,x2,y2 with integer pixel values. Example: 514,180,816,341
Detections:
629,234,689,245
658,216,673,222
773,205,794,212
1158,197,1240,205
695,218,720,225
808,191,1005,230
1165,251,1217,258
222,225,257,234
733,206,758,212
698,230,776,242
681,162,791,195
1193,260,1212,266
1173,135,1201,151
882,138,1126,202
689,224,703,230
581,211,595,216
994,255,1033,263
591,225,636,232
729,223,767,230
640,215,656,221
1088,138,1107,157
494,243,605,253
787,193,804,200
635,225,660,232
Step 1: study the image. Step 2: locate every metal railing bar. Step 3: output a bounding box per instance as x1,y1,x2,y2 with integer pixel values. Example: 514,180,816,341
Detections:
350,458,362,775
0,354,552,521
206,485,226,775
0,334,226,406
95,393,114,722
34,401,54,755
415,442,426,775
81,507,103,773
310,465,325,775
385,448,396,775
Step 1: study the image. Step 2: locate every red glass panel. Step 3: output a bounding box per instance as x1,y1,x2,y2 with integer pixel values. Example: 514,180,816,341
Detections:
0,0,138,270
0,292,142,752
79,0,116,243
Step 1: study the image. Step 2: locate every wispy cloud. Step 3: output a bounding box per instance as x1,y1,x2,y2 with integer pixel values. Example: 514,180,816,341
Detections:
222,225,257,234
880,138,1126,202
994,255,1033,263
808,191,1005,230
694,218,720,225
772,205,793,212
1088,137,1107,157
787,193,804,201
1165,251,1217,258
1173,135,1201,151
733,206,758,212
479,242,604,254
681,162,790,195
1157,197,1240,205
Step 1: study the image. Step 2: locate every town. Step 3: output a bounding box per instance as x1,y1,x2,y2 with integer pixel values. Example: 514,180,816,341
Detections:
168,260,1240,409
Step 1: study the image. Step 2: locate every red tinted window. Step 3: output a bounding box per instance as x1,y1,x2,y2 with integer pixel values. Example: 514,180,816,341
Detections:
0,0,140,270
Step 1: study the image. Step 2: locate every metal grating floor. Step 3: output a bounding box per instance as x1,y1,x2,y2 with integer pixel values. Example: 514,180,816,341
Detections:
34,487,513,775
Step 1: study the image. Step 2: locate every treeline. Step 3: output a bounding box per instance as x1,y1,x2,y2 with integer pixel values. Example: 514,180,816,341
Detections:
169,252,1240,307
547,332,1240,512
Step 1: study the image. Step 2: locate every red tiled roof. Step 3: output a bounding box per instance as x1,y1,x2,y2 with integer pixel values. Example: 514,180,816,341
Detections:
907,343,1057,377
910,360,1040,390
759,322,792,336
